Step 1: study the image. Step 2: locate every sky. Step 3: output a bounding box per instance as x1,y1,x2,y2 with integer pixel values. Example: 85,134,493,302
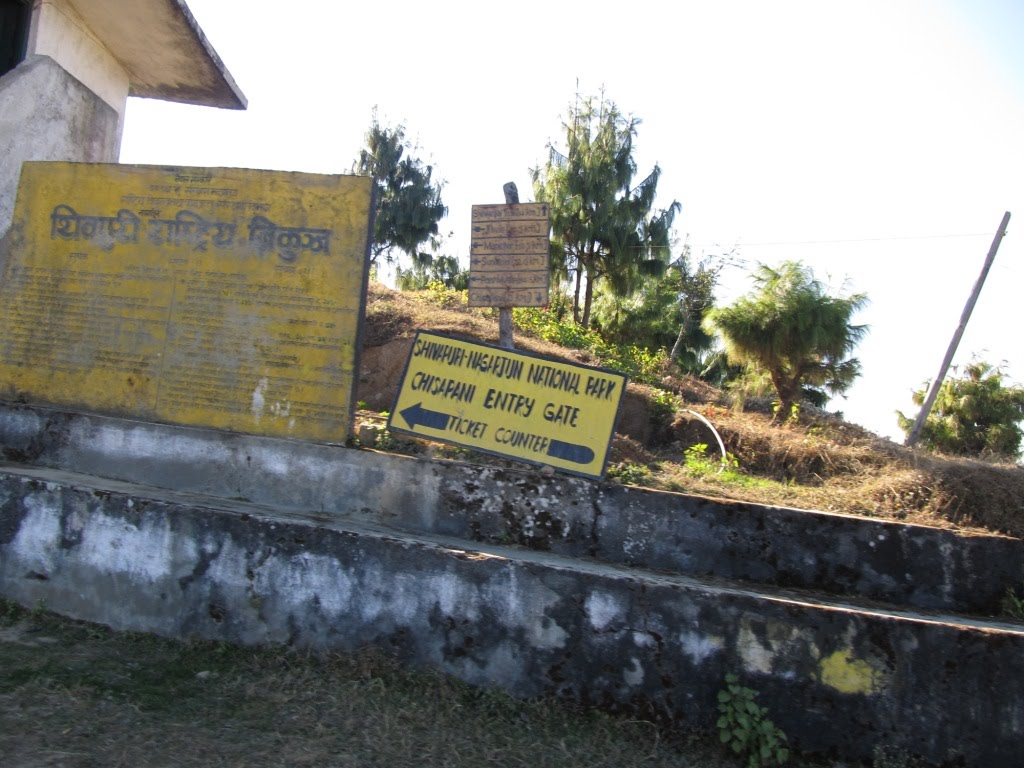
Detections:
118,0,1024,443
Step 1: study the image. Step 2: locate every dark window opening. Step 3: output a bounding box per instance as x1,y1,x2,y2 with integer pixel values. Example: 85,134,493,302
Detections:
1,0,32,78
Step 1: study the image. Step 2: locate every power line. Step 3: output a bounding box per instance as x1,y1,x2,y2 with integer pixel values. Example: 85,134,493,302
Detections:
687,232,995,249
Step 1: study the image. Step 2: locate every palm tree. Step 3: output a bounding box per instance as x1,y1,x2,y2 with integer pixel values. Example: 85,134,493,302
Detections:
703,261,868,422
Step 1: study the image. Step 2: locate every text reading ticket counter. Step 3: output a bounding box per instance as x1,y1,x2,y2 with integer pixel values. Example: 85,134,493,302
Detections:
388,331,626,479
0,162,373,443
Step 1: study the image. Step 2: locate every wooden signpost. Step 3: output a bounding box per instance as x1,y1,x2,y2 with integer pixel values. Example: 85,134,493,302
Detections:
468,185,550,349
468,202,550,310
400,185,622,479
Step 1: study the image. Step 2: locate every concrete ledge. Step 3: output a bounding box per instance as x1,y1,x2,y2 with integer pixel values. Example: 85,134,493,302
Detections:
1,403,1021,614
1,463,1021,766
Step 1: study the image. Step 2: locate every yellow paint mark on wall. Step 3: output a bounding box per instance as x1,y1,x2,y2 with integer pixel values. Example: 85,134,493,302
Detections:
819,649,888,695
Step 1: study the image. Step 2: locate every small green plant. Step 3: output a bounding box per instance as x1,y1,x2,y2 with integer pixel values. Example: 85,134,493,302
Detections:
0,597,28,625
607,461,652,486
683,443,739,476
684,442,713,472
30,599,49,620
772,399,800,424
648,388,678,427
377,428,399,451
716,673,789,767
872,744,919,768
1001,582,1024,621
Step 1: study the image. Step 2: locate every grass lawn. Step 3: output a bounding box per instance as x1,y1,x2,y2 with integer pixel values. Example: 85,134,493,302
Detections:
0,599,871,768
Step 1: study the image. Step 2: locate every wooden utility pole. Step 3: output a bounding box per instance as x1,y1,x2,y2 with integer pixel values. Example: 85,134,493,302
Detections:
498,181,518,349
905,211,1011,448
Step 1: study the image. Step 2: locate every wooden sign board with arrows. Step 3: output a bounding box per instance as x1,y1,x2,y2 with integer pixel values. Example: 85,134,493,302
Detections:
468,203,550,308
388,331,626,479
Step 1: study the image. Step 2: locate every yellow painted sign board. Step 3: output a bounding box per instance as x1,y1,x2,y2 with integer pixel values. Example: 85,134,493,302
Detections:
0,162,373,443
468,203,550,308
388,331,626,479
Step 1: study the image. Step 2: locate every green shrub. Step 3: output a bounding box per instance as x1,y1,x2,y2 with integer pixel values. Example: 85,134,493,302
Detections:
1001,582,1024,621
716,673,789,767
513,306,671,386
872,744,921,768
607,462,652,486
897,360,1024,459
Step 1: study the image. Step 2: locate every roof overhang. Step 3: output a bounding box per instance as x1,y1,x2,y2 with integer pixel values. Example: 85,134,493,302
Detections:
67,0,247,110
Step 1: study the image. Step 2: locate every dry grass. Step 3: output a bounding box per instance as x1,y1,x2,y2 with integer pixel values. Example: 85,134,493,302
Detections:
361,282,1024,539
644,408,1024,535
1,600,843,768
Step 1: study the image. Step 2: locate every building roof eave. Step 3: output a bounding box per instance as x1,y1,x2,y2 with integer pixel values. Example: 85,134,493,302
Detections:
69,0,247,110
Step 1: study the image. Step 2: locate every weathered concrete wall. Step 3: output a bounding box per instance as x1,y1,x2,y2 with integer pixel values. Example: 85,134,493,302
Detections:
0,56,119,240
1,403,1020,616
0,164,372,444
1,464,1021,766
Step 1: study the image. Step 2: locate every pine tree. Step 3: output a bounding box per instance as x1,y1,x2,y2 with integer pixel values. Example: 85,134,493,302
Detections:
531,92,679,327
354,111,447,267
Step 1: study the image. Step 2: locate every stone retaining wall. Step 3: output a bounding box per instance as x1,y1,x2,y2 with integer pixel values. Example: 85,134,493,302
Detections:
1,464,1021,766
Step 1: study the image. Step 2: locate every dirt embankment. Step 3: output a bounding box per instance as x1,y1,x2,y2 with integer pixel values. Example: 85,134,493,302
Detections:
355,283,1024,539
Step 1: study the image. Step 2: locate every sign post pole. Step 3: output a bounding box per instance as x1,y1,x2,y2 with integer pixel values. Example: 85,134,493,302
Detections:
498,182,519,349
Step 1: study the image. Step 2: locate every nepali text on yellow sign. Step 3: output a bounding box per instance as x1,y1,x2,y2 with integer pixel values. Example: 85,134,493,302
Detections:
0,162,373,443
388,331,626,479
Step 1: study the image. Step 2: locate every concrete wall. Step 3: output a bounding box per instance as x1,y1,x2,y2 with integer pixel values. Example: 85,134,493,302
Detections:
1,404,1020,616
1,463,1022,766
0,55,120,239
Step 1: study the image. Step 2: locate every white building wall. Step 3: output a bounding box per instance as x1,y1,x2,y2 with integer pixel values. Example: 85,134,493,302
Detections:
0,0,131,240
28,0,130,128
0,56,120,242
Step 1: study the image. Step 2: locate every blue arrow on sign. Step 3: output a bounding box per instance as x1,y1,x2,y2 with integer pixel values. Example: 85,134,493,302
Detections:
399,402,451,431
547,439,595,465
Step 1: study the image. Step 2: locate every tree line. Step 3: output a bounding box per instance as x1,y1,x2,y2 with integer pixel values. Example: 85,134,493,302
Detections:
353,96,1023,460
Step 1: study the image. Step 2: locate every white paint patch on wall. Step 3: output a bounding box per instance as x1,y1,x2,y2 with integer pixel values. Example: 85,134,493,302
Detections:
85,423,233,466
528,614,569,650
623,657,644,686
435,571,481,622
585,590,624,632
9,496,62,572
76,511,178,583
251,378,268,420
679,630,725,664
484,568,568,650
737,620,775,675
257,551,355,617
738,618,818,680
